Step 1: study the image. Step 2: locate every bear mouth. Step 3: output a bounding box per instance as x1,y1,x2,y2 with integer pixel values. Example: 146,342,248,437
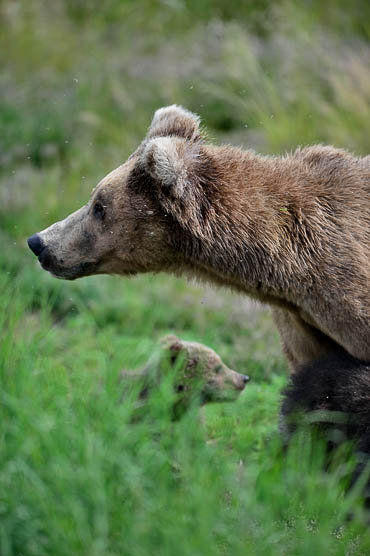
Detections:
38,249,97,280
200,382,247,405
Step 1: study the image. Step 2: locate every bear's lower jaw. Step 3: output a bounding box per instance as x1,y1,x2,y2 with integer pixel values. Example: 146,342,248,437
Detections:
201,387,244,404
39,252,98,280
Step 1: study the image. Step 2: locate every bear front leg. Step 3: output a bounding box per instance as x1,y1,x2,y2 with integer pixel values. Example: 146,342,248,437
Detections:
271,307,344,372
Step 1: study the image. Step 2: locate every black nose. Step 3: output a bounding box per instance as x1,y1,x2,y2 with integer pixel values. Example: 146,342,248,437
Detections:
243,375,250,383
27,234,45,257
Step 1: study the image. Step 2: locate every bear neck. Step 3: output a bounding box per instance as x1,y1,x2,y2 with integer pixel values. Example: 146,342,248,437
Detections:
168,146,323,309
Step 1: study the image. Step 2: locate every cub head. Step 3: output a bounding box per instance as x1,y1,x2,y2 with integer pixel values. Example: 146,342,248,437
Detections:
27,105,217,280
146,335,249,418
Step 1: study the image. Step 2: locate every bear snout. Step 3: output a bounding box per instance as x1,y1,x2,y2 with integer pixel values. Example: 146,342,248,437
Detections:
237,374,250,390
232,371,250,392
27,233,45,257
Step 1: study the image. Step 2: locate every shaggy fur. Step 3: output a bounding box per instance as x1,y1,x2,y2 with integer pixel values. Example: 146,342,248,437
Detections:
28,105,370,370
281,353,370,504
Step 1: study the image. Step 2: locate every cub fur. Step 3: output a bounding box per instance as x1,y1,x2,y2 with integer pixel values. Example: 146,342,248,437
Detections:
281,353,370,505
120,334,249,419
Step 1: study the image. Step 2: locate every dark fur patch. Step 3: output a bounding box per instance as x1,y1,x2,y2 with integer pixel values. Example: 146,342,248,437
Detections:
39,248,97,280
76,230,97,253
281,353,370,505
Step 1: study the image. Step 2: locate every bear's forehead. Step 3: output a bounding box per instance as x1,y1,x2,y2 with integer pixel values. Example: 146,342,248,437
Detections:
182,341,220,363
93,159,135,195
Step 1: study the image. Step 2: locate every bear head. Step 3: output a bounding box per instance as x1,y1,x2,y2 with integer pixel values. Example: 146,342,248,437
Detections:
27,105,220,280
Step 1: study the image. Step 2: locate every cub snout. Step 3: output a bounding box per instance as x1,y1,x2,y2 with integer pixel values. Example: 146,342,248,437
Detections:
241,374,250,388
229,371,250,392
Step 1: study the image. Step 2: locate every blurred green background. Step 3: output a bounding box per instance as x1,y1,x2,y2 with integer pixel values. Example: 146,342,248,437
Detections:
1,1,370,554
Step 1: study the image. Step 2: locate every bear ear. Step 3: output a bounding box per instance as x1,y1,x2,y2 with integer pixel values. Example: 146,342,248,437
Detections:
147,105,203,142
160,334,183,353
141,136,201,199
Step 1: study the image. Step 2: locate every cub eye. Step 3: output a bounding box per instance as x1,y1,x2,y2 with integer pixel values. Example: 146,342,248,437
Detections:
93,202,105,220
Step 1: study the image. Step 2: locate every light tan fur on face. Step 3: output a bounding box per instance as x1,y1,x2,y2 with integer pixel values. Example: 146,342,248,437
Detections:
30,105,370,371
37,158,180,279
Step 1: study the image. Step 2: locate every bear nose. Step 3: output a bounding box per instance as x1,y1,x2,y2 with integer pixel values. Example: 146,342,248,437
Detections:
27,234,45,257
243,375,250,383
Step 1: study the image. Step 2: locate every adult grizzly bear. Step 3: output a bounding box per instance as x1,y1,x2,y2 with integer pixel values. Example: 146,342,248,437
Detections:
27,105,370,370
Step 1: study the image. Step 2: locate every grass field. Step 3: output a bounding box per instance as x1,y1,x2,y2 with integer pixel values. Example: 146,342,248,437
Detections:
1,1,370,554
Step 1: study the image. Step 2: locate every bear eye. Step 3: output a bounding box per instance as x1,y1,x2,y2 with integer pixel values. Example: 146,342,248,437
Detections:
93,201,105,220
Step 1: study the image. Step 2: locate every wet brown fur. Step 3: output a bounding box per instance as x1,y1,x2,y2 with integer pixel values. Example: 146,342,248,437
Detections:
33,105,370,370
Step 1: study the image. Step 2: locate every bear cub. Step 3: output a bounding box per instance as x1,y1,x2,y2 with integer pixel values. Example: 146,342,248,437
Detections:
281,353,370,505
120,334,249,420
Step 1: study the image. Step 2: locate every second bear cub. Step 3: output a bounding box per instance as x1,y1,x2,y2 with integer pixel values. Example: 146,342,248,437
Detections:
281,353,370,505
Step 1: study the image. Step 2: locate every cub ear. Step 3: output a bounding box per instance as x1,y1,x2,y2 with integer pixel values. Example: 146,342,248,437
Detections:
147,105,203,142
160,334,183,353
141,136,200,199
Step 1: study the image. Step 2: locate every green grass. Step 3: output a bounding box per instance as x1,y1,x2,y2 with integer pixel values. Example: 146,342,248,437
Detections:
1,1,370,553
1,258,370,555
